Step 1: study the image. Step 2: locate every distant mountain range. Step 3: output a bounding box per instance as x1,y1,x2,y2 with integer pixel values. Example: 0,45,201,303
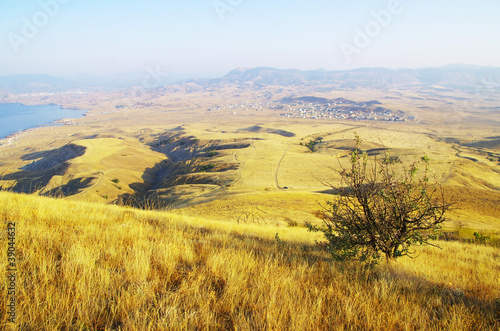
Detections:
0,71,213,93
210,65,500,91
0,74,78,93
1,64,499,93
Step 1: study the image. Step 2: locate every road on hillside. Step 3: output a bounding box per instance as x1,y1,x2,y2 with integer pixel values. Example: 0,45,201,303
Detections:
231,140,289,190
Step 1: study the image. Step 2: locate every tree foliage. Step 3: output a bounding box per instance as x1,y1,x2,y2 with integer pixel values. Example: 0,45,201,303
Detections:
308,135,449,264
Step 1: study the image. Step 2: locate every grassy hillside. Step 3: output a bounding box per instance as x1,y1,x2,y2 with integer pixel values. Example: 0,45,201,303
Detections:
0,137,167,203
2,117,499,228
0,89,499,329
1,191,499,330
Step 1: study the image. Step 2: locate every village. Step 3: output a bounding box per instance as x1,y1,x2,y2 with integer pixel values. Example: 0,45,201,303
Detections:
276,97,412,121
210,96,414,122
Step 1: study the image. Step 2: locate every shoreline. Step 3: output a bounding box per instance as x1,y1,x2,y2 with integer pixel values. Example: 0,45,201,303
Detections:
0,103,89,146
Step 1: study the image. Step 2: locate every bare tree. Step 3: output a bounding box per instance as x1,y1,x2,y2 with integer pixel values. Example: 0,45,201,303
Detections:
308,135,449,264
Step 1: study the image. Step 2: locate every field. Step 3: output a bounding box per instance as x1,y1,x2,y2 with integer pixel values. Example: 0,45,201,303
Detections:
0,84,499,329
0,191,499,330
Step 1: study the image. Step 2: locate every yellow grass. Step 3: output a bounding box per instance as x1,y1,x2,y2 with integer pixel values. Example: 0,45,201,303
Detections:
1,191,499,330
0,87,499,329
60,138,167,202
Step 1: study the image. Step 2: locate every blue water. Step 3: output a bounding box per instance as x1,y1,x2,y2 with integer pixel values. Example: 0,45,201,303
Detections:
0,103,86,139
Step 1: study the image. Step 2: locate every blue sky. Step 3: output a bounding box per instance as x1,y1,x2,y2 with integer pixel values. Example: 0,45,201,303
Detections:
0,0,499,75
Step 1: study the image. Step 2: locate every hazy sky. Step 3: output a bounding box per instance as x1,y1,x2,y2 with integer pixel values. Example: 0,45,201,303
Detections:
1,0,499,76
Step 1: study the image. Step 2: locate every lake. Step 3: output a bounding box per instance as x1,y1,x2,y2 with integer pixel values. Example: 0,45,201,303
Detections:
0,103,86,139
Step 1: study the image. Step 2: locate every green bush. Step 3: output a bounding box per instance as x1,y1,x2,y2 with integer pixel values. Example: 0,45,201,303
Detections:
308,134,449,265
474,232,490,244
200,164,215,172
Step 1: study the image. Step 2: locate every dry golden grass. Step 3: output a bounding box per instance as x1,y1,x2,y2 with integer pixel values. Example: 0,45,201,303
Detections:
1,191,499,330
176,191,332,229
50,138,167,202
0,87,499,330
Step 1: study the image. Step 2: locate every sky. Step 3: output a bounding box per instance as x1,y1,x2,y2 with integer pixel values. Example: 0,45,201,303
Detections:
0,0,499,76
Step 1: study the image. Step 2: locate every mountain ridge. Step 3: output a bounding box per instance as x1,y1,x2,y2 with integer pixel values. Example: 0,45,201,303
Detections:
1,64,499,93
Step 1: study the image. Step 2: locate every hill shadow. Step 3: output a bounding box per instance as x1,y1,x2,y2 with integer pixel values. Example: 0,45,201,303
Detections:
238,125,296,137
1,144,88,194
43,177,96,197
116,153,239,209
21,144,86,171
1,163,70,193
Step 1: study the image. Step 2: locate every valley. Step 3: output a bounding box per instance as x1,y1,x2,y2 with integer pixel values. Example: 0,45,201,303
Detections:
0,70,499,231
1,66,499,329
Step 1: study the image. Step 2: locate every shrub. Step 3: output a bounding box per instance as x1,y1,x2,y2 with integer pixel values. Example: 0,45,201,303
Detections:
305,140,319,152
200,164,215,172
285,218,298,227
474,232,490,244
304,137,323,152
308,134,449,265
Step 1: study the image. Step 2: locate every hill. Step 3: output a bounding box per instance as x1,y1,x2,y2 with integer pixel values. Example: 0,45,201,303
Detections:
0,73,499,329
0,74,77,93
1,137,167,202
1,119,499,230
2,64,499,94
209,65,500,90
0,191,499,329
0,72,213,93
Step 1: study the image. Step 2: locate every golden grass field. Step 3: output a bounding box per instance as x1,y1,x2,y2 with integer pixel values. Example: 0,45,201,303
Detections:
0,85,499,329
0,191,499,330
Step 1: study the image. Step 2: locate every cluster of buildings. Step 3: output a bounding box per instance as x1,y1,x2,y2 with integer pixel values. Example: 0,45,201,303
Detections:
207,96,414,122
208,101,270,112
276,98,411,122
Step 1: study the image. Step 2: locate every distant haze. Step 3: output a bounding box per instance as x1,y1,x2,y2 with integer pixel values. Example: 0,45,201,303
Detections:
1,1,499,76
1,65,500,94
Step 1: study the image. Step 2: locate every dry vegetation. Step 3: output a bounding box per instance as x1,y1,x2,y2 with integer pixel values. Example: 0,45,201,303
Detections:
1,191,499,330
0,85,499,329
